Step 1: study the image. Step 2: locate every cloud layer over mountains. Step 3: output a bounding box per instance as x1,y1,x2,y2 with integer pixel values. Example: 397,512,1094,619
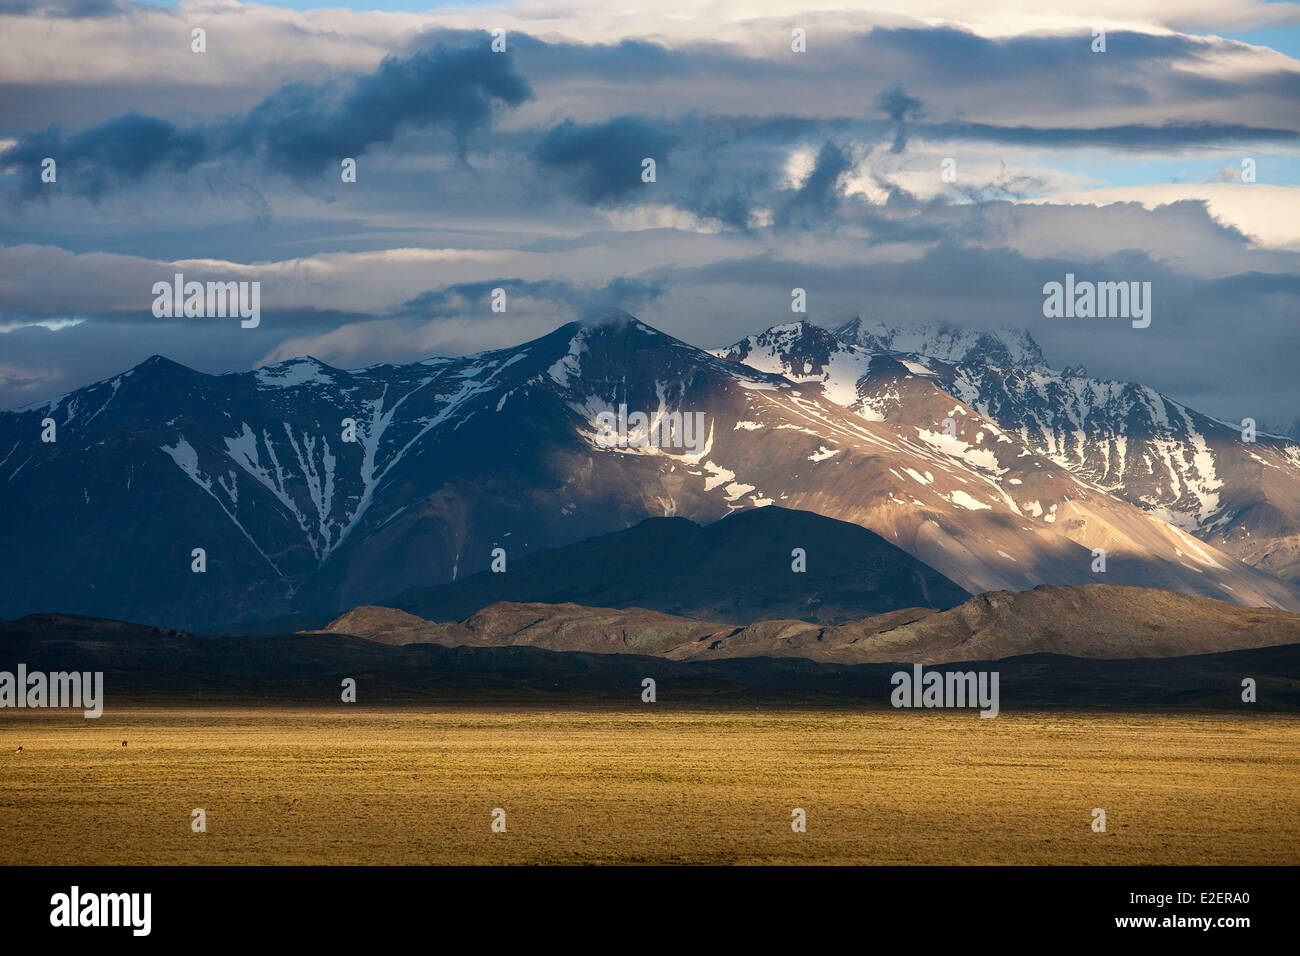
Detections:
1,0,1298,429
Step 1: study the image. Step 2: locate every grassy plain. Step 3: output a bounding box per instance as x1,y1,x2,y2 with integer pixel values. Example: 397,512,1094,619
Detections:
1,707,1296,864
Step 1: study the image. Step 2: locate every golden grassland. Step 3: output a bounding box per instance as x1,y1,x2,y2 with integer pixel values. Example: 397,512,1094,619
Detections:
0,706,1296,865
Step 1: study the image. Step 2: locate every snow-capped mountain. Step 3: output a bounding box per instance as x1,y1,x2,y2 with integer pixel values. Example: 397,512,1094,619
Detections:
834,316,1046,368
719,317,1300,586
711,321,874,408
943,360,1300,583
1,314,804,627
3,310,1298,630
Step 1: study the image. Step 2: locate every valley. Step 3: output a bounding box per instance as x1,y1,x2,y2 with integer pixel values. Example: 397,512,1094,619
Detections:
3,706,1295,865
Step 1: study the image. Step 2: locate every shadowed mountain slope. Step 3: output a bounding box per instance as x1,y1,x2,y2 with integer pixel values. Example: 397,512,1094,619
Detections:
380,506,970,626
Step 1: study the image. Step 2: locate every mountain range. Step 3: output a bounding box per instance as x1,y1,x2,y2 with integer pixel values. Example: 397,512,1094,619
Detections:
3,608,1297,711
316,583,1300,666
3,310,1298,631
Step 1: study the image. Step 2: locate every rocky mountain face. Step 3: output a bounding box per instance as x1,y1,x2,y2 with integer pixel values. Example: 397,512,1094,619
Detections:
2,310,1298,630
720,316,1300,587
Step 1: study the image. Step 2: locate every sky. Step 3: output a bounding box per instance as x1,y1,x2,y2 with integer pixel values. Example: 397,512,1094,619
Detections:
1,0,1298,431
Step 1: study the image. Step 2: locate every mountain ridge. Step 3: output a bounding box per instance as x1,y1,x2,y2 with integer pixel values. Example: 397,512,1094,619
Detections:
5,607,1298,710
316,580,1300,666
3,310,1298,630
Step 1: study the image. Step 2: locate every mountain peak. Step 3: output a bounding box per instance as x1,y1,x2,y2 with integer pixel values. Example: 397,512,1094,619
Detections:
755,319,838,342
249,356,345,390
133,354,193,373
833,316,1047,369
716,319,846,360
576,307,657,333
543,310,671,350
711,320,867,405
251,355,343,389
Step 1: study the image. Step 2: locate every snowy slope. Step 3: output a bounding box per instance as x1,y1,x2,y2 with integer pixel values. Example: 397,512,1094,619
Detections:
721,317,1300,585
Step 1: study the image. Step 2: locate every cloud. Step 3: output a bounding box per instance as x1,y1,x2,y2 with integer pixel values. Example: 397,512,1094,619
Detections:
776,140,855,228
257,275,665,367
876,86,924,153
0,0,123,17
3,205,1297,428
400,275,665,319
3,113,207,200
227,40,533,175
920,119,1300,149
532,116,681,205
1,38,532,198
1019,184,1300,250
253,315,558,369
644,239,1300,428
0,4,1297,430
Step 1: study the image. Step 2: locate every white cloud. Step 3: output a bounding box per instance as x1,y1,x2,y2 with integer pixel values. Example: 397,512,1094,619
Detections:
1020,184,1300,250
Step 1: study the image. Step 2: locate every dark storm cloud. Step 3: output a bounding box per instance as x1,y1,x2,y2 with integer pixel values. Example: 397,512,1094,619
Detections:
529,113,846,229
413,29,788,89
3,114,207,200
777,140,855,229
853,26,1300,111
227,42,532,175
521,103,1293,234
845,27,1300,139
5,23,1296,217
1,39,533,198
532,116,681,205
876,86,924,154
